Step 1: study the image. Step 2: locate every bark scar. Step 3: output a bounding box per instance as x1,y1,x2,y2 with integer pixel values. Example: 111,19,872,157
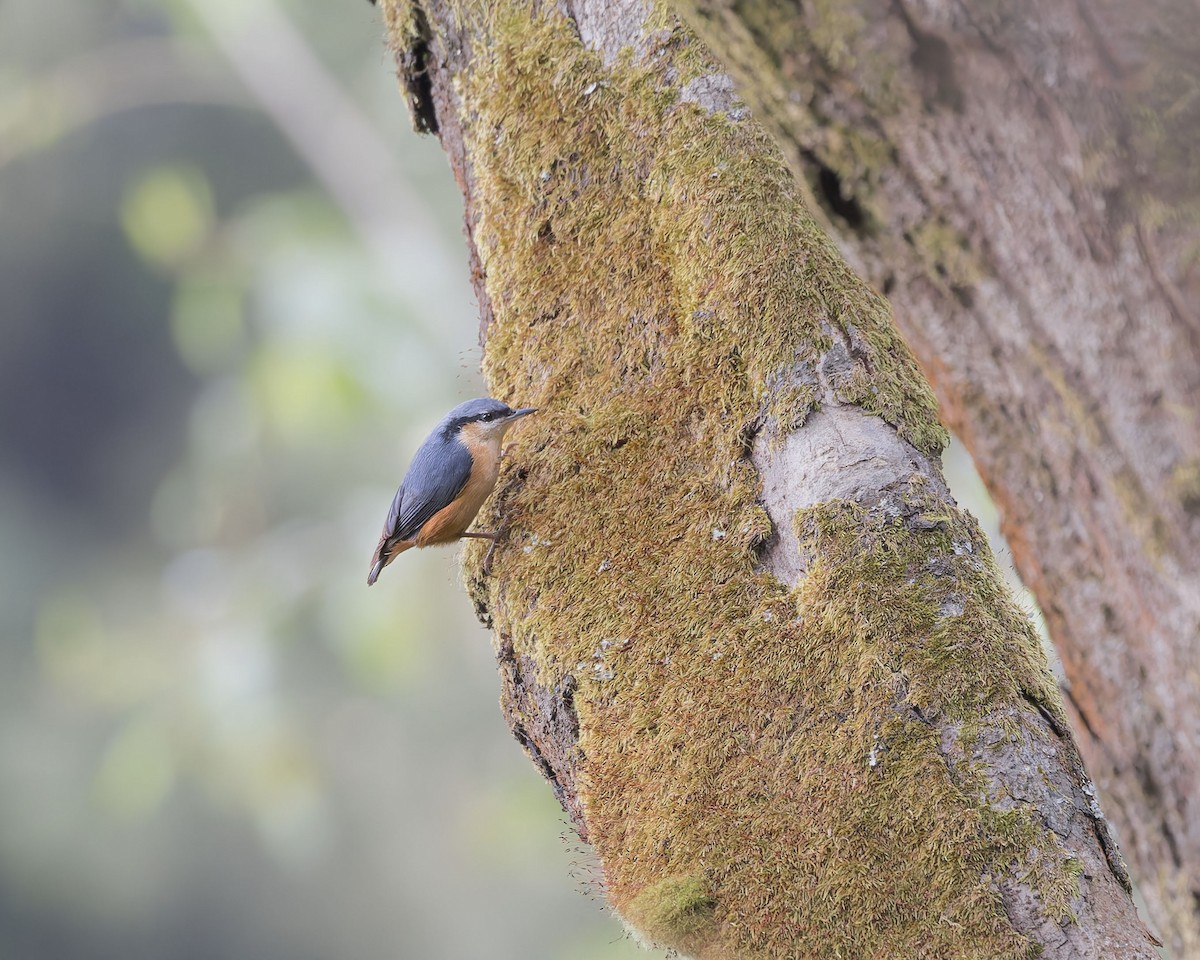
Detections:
396,1,439,134
496,639,588,840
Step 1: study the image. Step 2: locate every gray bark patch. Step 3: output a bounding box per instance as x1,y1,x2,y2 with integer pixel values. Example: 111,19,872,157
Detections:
753,404,948,585
496,639,587,838
679,73,743,117
572,0,654,65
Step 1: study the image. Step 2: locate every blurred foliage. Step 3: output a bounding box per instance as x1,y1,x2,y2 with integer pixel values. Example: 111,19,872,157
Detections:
0,1,1042,958
121,165,215,267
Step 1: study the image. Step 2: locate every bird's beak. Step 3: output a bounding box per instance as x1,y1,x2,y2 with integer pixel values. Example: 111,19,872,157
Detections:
505,407,537,421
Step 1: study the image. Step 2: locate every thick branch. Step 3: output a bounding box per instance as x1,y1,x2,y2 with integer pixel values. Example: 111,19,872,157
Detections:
377,0,1161,956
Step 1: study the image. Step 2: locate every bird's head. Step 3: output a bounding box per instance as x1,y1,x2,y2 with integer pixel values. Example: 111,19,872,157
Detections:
443,397,537,445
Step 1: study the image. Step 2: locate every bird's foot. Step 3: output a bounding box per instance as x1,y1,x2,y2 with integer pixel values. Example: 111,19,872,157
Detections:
460,521,510,576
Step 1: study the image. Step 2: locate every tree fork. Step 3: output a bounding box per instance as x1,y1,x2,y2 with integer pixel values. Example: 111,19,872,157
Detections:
377,1,1160,956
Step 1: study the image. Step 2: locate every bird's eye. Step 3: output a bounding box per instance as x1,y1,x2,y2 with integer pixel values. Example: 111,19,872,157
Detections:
481,412,495,422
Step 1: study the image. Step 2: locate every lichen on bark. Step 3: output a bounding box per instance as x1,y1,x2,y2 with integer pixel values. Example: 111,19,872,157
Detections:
376,1,1161,956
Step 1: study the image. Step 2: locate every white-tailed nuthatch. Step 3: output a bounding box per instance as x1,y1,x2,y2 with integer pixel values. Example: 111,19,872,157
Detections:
367,397,536,585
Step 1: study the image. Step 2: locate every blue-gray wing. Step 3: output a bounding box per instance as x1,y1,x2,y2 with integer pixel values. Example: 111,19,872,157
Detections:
384,435,473,542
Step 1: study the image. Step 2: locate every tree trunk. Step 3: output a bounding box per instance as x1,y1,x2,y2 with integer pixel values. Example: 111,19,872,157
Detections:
666,2,1200,953
377,1,1162,956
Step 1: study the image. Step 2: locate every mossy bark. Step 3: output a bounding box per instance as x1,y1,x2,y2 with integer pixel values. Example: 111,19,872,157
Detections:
670,2,1200,953
376,1,1162,956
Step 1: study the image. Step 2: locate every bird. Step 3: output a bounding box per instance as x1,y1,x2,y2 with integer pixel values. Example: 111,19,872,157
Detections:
367,397,536,585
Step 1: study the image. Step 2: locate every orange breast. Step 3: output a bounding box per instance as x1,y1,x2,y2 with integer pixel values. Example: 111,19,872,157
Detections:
416,430,501,546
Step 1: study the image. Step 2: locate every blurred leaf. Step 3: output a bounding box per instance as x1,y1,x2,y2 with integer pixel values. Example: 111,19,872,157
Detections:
151,466,222,548
36,592,172,707
93,714,176,818
188,377,263,467
338,613,419,690
0,72,69,159
120,164,214,268
35,593,106,667
249,344,365,442
171,275,246,373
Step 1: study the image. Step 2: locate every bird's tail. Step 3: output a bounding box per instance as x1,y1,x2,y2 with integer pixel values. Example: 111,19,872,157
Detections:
367,536,414,585
367,537,390,586
367,557,386,586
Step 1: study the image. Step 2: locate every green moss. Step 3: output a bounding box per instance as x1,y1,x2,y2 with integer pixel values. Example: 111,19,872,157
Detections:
627,873,718,949
675,0,910,232
381,2,1081,957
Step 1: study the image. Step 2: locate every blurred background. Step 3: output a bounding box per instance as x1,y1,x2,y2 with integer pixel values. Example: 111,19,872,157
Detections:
0,1,1038,957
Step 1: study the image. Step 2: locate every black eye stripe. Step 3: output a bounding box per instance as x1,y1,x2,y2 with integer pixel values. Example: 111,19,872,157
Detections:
445,408,509,436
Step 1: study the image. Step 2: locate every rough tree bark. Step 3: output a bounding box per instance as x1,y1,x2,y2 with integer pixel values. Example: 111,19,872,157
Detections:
377,1,1163,956
665,2,1200,952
